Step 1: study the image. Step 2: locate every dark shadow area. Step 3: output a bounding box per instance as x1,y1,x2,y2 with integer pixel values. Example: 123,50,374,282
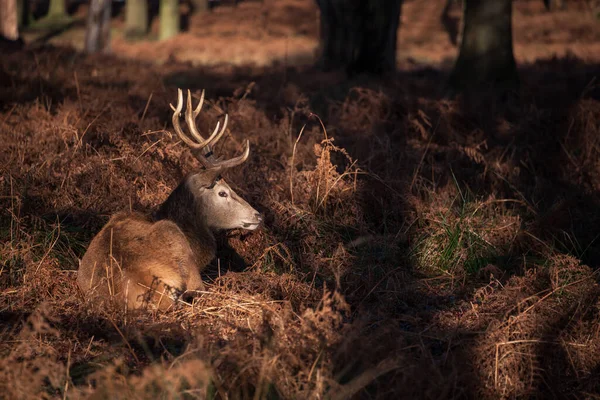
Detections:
47,209,107,234
210,233,257,274
30,0,50,19
147,0,160,31
180,9,191,32
67,1,84,16
111,0,125,18
0,37,25,53
0,47,78,109
535,291,600,395
25,0,124,20
0,311,31,334
61,312,191,383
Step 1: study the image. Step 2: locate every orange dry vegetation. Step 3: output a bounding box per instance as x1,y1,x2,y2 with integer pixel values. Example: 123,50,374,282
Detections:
2,0,600,399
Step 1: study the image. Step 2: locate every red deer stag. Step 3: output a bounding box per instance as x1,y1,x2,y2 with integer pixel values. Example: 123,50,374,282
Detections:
77,89,262,310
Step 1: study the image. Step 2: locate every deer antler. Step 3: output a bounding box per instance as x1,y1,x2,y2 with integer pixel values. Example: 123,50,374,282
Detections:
170,88,250,170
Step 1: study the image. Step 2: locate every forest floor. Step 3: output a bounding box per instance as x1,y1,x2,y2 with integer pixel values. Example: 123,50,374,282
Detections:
2,0,600,398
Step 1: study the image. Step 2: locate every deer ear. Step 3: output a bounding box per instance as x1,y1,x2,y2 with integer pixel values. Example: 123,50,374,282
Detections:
198,167,224,188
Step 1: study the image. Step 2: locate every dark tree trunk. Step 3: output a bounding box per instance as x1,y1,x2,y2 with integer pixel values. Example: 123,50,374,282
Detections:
125,0,148,39
315,0,403,75
0,0,19,40
85,0,111,53
159,0,179,40
447,0,518,92
17,0,30,28
441,0,462,46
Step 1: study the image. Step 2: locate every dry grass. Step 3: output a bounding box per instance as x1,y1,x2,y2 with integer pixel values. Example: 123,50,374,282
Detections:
2,0,600,399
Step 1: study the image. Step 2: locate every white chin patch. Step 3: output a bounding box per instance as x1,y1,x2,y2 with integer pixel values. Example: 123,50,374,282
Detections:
242,223,259,231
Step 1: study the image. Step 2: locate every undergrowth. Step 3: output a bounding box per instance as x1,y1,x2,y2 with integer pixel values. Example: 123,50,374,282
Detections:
1,37,600,399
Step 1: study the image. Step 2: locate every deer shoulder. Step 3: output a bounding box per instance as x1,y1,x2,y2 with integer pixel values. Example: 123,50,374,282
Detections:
77,89,262,311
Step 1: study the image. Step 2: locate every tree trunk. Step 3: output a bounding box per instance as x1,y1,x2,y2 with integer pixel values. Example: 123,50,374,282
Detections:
441,0,462,46
125,0,148,39
17,0,30,27
315,0,403,75
159,0,179,40
48,0,66,18
85,0,111,53
191,0,209,13
447,0,518,92
0,0,19,40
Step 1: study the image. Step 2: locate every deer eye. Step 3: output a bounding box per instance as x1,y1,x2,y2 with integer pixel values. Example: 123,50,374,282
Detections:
219,191,228,198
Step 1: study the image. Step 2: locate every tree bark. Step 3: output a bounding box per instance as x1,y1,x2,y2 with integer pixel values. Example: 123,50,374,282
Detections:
17,0,30,27
441,0,462,46
125,0,148,39
85,0,111,53
48,0,67,18
159,0,179,40
0,0,19,40
447,0,518,92
315,0,403,75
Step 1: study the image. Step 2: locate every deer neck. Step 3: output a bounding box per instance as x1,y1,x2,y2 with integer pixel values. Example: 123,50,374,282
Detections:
154,180,217,263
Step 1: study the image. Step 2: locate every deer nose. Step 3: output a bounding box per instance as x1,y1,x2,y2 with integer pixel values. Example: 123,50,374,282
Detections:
255,213,263,223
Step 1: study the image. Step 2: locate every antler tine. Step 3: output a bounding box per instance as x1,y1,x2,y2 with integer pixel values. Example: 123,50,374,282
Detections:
184,90,223,147
192,89,205,119
171,89,202,149
188,89,227,149
171,88,251,171
195,139,250,170
216,139,250,169
206,113,228,148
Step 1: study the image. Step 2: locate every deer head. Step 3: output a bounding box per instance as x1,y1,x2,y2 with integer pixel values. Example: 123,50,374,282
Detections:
164,88,262,232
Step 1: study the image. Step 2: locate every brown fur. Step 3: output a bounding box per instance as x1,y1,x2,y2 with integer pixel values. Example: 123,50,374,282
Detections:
76,211,212,310
77,169,261,310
